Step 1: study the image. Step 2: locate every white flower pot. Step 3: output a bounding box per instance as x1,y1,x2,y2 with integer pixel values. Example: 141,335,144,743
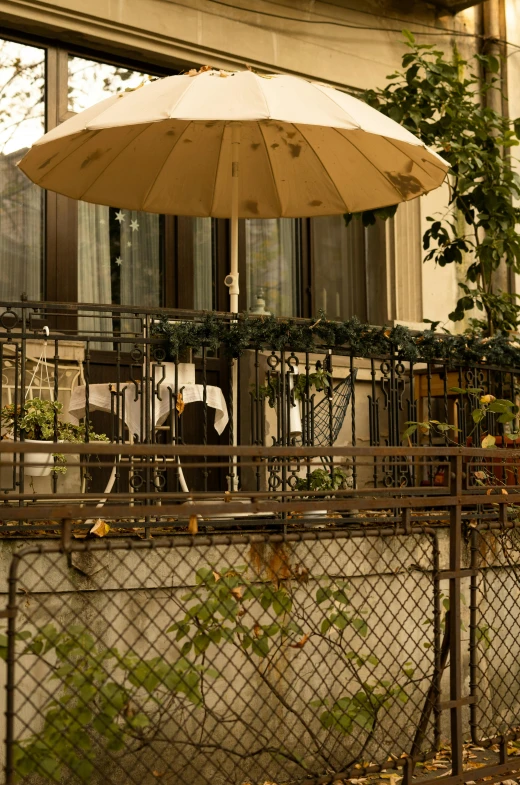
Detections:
23,439,55,477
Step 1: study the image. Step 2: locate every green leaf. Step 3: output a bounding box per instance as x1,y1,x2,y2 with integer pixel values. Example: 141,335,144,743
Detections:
272,590,292,616
321,618,332,635
401,423,418,440
402,28,415,43
316,587,332,604
252,636,269,658
352,618,368,637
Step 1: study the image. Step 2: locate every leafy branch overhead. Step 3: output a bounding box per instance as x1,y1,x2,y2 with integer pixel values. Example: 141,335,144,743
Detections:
351,31,520,334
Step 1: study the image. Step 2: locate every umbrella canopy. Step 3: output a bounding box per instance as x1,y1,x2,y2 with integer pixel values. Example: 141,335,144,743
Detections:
18,69,448,218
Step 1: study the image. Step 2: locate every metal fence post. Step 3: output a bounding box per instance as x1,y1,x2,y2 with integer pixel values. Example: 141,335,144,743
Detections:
449,452,463,776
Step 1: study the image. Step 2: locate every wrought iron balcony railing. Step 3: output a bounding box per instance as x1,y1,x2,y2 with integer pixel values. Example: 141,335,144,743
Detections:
0,298,519,514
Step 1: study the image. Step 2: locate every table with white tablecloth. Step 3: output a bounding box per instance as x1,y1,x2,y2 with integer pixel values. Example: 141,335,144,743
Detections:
68,375,228,495
68,382,228,439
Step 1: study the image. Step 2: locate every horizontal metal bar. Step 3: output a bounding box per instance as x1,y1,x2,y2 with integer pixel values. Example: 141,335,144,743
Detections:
9,524,437,556
438,696,476,710
3,442,520,457
0,492,516,521
418,759,520,785
438,569,478,579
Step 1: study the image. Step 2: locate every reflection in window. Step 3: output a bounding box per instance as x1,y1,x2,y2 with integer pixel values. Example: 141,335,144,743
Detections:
312,216,371,321
68,56,152,114
245,219,301,316
194,218,216,311
71,57,164,321
0,38,44,300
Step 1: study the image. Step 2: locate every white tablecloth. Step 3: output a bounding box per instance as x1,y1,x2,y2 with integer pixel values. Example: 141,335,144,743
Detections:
68,382,229,438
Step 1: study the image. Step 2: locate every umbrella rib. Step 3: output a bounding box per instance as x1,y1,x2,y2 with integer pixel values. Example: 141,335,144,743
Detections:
384,136,449,176
294,124,351,213
311,83,363,131
141,121,195,212
29,130,101,185
76,123,155,204
257,121,284,217
209,122,227,217
332,127,417,203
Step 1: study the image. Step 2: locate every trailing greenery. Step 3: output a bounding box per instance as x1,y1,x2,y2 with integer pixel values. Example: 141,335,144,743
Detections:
351,31,520,334
152,312,520,368
1,398,108,444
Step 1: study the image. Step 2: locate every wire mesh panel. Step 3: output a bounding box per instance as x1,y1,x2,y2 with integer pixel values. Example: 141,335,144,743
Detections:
4,528,440,785
470,524,520,745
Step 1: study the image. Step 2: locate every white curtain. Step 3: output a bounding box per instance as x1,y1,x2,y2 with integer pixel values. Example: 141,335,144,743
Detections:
78,201,112,349
120,211,161,308
245,218,299,316
0,152,42,301
193,217,214,311
311,215,367,320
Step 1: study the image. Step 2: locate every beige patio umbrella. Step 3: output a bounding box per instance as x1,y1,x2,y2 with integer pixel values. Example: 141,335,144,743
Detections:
18,67,449,313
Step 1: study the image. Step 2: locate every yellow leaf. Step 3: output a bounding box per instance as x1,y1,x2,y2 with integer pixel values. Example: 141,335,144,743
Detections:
481,434,496,449
501,488,508,495
289,633,309,649
90,519,110,537
176,393,185,414
188,515,198,534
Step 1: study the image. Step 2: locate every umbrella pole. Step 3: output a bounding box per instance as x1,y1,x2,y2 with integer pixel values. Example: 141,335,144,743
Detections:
228,123,240,490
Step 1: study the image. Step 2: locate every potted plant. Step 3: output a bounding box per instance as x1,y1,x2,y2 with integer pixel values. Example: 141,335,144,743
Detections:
1,398,108,477
295,466,350,519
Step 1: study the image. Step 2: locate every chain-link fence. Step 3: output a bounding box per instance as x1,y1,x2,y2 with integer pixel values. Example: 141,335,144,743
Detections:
3,527,441,785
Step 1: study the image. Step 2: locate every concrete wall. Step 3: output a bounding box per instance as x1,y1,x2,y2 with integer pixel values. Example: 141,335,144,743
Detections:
0,525,516,783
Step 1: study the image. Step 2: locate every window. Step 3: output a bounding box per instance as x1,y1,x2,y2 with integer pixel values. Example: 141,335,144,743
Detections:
0,38,45,301
245,218,302,316
312,216,368,321
312,204,422,325
69,57,164,312
193,218,217,311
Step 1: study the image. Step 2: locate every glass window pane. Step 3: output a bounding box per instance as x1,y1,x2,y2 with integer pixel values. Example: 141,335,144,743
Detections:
70,57,164,313
312,216,368,321
78,205,163,305
0,38,44,301
68,56,151,114
245,219,301,317
194,218,216,311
